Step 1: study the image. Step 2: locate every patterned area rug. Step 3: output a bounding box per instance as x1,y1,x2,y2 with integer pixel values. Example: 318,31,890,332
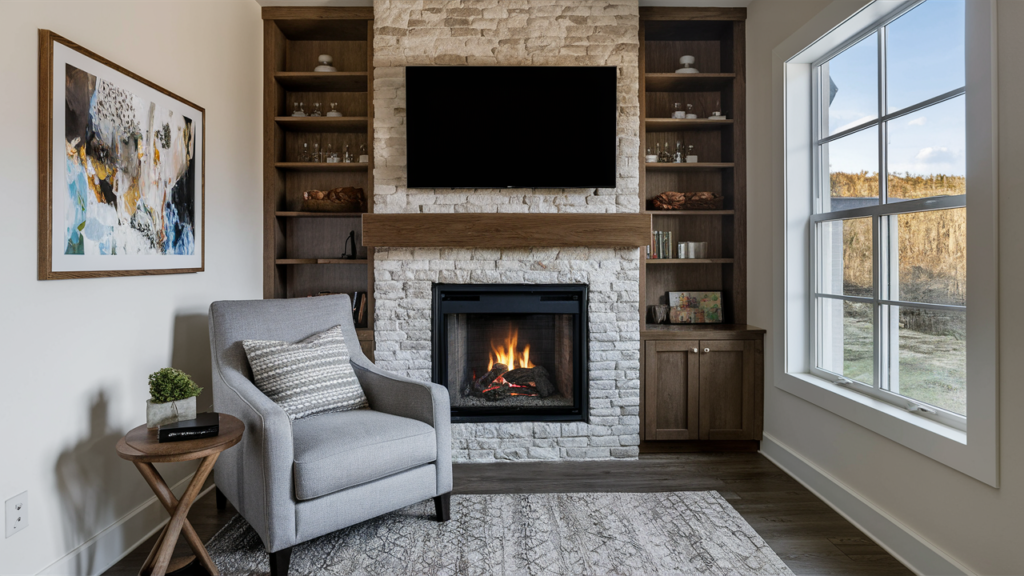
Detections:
206,492,793,575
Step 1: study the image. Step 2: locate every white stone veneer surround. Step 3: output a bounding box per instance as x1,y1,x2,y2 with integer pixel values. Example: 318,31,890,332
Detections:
372,0,641,461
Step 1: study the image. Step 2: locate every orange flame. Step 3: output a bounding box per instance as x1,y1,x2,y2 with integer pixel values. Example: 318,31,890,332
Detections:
487,327,534,371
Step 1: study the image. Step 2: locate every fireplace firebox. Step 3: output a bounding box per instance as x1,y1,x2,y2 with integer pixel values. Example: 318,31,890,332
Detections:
432,284,588,423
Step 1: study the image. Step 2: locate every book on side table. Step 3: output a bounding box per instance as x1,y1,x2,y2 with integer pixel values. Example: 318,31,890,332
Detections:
158,412,221,443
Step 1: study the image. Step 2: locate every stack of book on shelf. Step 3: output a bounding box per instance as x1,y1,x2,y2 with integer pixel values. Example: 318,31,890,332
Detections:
351,292,367,327
648,230,673,259
309,291,368,327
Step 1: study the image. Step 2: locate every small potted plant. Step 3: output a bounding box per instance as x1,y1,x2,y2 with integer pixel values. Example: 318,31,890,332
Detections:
147,368,203,429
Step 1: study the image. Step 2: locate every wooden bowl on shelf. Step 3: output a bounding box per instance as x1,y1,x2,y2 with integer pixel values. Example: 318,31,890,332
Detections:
650,191,723,211
301,187,366,213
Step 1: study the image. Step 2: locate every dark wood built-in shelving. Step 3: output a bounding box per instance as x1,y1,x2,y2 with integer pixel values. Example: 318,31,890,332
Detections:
642,210,735,216
646,258,734,265
645,162,734,171
275,116,369,133
275,258,369,265
275,211,365,218
646,118,733,132
644,73,736,92
274,162,369,171
263,7,376,358
274,71,368,92
639,8,759,450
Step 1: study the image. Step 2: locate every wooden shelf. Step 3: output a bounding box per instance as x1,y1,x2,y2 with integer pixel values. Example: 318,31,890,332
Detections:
644,210,735,216
642,324,766,339
646,258,734,264
275,72,368,92
275,116,369,133
646,118,733,132
274,162,368,171
275,258,368,265
362,213,652,248
645,162,734,171
645,73,736,92
276,211,365,218
266,7,373,41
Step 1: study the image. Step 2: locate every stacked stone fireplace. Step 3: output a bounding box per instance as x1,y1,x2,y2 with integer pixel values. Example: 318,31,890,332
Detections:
371,0,641,461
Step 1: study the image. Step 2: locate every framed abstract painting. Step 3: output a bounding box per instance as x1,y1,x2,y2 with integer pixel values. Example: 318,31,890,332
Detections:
38,30,204,280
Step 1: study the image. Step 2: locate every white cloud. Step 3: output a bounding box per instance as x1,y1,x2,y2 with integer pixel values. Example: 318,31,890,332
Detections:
914,147,959,164
907,116,927,126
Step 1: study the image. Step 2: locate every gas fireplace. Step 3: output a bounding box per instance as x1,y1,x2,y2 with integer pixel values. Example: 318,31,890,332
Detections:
432,284,588,423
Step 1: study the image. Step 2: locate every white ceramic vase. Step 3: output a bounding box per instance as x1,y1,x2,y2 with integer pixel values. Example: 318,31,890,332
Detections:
146,397,196,429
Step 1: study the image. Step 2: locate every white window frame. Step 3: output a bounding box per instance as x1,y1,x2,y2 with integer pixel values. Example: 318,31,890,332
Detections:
774,0,998,486
808,1,967,432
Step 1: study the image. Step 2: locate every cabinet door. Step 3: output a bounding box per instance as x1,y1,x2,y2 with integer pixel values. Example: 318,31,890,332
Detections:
698,340,756,440
644,340,700,440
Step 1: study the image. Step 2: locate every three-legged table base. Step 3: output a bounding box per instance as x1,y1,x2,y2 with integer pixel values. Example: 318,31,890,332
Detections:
133,454,220,576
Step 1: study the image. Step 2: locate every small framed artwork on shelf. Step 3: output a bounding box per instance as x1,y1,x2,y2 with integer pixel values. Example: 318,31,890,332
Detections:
668,291,723,324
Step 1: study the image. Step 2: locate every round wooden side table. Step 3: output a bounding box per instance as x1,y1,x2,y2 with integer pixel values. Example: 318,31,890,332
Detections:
116,414,243,576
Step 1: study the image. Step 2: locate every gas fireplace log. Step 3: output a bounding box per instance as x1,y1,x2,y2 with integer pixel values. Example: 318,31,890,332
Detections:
503,366,557,397
471,364,508,396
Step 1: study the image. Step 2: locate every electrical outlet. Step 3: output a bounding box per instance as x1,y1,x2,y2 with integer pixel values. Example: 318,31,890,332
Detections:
6,491,27,538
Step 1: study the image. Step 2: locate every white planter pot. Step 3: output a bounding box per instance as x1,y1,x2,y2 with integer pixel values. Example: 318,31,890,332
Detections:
147,397,196,429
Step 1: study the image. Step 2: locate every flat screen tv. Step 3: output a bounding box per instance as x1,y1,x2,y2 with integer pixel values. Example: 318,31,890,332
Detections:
406,66,617,189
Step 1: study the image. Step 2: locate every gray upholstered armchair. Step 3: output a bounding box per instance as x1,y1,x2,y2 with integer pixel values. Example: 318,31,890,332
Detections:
208,295,452,576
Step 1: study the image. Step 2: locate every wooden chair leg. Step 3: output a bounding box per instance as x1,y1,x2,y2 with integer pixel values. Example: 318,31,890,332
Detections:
269,547,292,576
215,487,227,511
434,492,451,522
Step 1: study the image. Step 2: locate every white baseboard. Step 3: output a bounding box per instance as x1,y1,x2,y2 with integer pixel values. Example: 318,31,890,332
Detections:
760,433,973,576
36,475,213,576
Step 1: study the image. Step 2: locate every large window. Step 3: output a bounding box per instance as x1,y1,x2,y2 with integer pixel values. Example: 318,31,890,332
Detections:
810,0,966,429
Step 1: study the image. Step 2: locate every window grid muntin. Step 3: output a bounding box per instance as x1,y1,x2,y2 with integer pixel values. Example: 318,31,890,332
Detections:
809,0,967,430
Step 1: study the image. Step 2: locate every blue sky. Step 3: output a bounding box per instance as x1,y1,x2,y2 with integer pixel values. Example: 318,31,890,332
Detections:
826,0,966,179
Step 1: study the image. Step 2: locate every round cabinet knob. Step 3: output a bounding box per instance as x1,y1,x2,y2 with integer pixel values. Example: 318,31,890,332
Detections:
703,348,710,353
692,348,698,354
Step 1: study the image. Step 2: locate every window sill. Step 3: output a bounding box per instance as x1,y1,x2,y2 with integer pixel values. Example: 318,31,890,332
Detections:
779,372,966,444
775,369,997,486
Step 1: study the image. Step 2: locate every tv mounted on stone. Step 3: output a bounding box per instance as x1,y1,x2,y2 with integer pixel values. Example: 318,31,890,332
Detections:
405,66,618,189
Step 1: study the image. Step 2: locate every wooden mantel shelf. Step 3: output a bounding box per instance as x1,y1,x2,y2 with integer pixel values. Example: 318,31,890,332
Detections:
361,213,652,248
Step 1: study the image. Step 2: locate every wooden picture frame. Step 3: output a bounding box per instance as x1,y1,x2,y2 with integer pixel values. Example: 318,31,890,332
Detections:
668,291,724,324
38,30,205,280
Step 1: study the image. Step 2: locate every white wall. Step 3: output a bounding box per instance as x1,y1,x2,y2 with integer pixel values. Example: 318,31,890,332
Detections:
0,1,263,574
749,0,1024,574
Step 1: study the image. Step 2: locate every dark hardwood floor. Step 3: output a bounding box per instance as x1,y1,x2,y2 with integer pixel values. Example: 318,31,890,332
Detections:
103,453,912,576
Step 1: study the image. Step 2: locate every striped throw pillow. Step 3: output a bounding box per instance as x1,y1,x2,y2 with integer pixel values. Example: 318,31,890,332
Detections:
242,325,368,420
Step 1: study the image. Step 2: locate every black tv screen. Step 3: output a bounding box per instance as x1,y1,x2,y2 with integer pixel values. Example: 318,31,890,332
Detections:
406,66,617,189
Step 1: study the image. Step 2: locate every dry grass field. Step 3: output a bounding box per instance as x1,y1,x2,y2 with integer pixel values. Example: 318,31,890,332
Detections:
830,172,966,415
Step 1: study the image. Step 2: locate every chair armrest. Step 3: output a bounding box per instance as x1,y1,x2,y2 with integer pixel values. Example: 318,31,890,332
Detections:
211,358,297,551
351,361,453,494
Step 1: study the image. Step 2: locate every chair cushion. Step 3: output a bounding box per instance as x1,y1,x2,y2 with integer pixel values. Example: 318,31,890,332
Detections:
291,410,437,501
243,325,368,420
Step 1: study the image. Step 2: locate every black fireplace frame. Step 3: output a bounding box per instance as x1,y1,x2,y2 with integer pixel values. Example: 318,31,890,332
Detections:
431,284,589,423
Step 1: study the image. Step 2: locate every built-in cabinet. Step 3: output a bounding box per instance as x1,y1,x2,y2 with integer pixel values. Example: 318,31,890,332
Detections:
642,326,764,446
638,8,763,451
